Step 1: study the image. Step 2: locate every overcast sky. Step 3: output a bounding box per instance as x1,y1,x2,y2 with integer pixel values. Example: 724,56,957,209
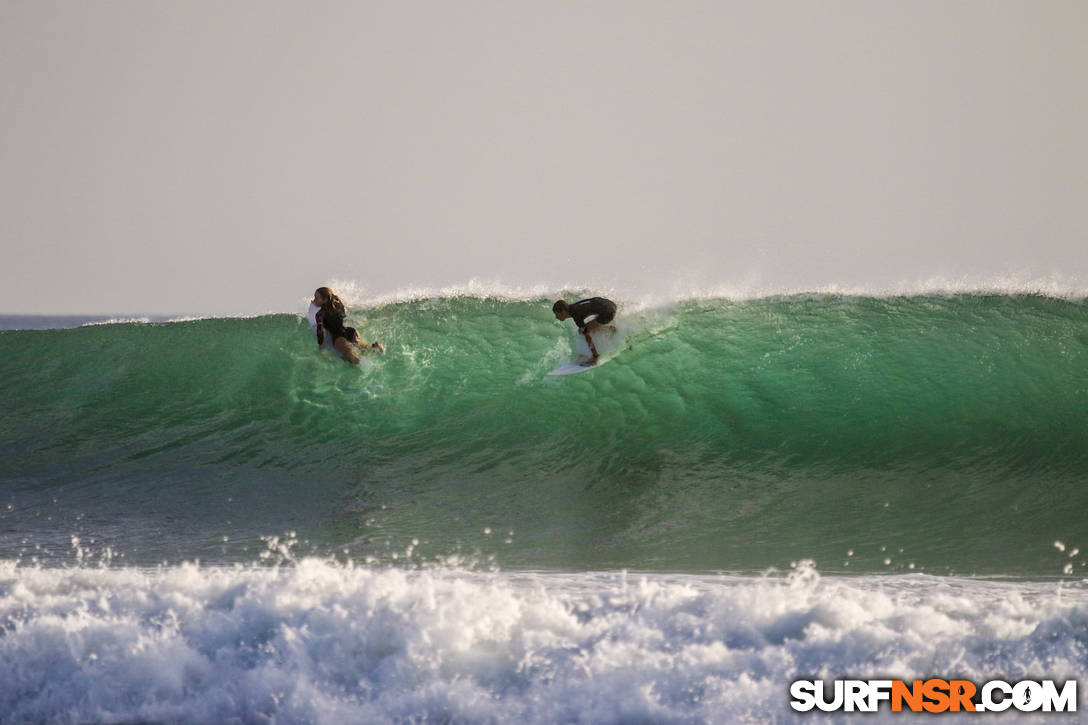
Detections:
2,1,1086,315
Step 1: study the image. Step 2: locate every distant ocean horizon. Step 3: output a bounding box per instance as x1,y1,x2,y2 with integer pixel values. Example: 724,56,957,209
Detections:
2,286,1086,722
0,314,193,330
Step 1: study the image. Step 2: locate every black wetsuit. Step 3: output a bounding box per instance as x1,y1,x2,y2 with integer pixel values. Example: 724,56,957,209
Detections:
315,305,357,345
568,297,616,328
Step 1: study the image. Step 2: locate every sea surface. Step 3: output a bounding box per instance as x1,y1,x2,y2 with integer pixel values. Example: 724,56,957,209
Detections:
2,291,1087,723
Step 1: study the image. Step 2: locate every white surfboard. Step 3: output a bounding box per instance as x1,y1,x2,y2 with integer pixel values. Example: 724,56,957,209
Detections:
548,358,600,376
307,304,339,353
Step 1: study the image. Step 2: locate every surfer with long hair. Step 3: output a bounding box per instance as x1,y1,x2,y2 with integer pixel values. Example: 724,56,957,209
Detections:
311,287,383,364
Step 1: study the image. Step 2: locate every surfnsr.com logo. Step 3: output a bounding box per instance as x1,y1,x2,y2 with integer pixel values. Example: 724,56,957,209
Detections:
790,679,1077,714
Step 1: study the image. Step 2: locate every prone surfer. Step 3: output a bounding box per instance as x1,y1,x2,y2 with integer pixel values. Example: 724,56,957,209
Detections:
312,287,383,364
552,296,617,365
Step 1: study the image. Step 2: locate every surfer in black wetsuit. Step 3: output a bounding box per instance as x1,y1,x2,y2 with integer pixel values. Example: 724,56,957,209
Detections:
552,297,617,365
311,287,383,364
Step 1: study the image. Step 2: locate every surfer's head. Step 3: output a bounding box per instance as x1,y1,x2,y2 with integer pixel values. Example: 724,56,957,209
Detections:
313,287,345,315
552,300,570,321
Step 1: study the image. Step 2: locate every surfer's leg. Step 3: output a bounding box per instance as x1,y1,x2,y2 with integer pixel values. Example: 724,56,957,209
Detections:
581,327,600,361
343,326,382,355
333,336,360,365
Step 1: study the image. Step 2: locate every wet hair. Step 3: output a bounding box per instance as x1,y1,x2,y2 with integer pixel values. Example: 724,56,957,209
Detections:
552,300,569,315
315,287,346,316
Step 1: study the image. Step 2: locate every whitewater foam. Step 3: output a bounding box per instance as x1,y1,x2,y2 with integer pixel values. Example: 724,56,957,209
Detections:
310,272,1088,315
1,559,1085,724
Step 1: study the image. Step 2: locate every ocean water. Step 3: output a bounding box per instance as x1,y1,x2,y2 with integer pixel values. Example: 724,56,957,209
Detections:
2,291,1087,723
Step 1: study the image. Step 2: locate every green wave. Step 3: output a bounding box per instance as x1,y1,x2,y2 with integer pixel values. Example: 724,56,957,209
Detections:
2,294,1087,574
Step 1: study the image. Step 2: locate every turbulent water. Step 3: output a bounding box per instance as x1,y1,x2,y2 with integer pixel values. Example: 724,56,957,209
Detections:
2,292,1088,722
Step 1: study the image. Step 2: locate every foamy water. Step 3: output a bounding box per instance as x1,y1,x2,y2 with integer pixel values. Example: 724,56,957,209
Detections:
1,559,1085,724
315,274,1088,313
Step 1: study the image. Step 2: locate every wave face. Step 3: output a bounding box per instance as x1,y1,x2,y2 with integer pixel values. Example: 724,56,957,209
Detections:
2,294,1088,575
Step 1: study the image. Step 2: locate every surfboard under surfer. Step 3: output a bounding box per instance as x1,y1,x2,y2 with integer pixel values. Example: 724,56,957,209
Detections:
552,297,617,365
312,287,383,364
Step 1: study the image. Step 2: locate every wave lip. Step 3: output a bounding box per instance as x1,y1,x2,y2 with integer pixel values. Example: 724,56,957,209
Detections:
317,272,1088,311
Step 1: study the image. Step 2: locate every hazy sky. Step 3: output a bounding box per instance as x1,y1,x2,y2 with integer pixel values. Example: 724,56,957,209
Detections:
2,1,1086,314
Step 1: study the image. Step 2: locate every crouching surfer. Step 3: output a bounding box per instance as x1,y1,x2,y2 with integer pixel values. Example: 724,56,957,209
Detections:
312,287,383,364
552,296,617,365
